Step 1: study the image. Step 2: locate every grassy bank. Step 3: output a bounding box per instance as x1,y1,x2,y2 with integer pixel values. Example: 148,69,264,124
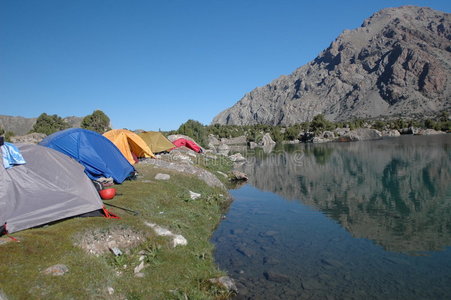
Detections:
0,155,234,299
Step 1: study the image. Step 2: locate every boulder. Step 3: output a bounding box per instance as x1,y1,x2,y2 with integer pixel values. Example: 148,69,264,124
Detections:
381,129,401,137
217,143,230,156
321,131,335,139
167,134,196,143
341,128,382,141
261,133,276,146
415,128,446,135
229,153,246,162
249,141,258,149
334,127,351,136
155,173,170,180
230,170,248,181
220,136,247,145
400,127,417,135
208,134,220,146
189,190,201,200
312,137,330,143
142,158,225,188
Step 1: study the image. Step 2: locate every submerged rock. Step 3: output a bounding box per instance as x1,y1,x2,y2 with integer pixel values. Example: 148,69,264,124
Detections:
263,270,290,283
209,276,238,294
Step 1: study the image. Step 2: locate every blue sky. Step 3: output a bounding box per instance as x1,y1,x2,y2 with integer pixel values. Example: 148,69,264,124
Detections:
1,0,449,131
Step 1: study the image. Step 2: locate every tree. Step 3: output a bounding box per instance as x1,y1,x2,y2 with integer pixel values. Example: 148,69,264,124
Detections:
285,124,301,141
309,114,335,135
270,126,284,143
177,119,208,147
372,120,386,131
30,113,69,135
81,110,111,133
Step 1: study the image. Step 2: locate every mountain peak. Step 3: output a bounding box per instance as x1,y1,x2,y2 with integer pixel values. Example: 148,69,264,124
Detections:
212,6,450,126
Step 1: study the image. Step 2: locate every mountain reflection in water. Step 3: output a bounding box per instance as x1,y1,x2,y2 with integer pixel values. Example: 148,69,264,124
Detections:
213,135,451,299
240,135,451,253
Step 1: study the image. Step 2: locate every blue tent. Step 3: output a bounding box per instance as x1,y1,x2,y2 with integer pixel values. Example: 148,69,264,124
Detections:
40,128,135,183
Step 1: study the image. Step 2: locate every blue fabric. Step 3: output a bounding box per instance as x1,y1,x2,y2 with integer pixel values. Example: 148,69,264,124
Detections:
39,128,134,183
2,142,26,169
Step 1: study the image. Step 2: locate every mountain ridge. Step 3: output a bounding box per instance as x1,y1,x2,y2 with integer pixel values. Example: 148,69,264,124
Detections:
212,6,451,126
0,115,82,136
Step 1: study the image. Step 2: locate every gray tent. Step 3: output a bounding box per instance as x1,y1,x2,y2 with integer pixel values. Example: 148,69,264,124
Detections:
0,144,104,234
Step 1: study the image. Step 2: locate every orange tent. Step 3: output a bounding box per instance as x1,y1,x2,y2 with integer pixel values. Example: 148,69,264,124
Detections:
103,129,155,165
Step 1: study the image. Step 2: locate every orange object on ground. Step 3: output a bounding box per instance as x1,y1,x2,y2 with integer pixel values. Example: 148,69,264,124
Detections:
99,188,116,200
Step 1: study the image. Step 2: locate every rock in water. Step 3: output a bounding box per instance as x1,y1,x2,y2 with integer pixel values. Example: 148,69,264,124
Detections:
209,276,238,294
230,170,248,181
263,271,291,283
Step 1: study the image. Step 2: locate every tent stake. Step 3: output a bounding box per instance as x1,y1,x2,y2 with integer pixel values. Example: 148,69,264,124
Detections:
104,203,139,216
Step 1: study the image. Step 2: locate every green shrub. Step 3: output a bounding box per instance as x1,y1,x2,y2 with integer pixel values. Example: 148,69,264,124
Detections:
309,114,335,134
30,113,69,135
81,110,111,133
176,119,208,147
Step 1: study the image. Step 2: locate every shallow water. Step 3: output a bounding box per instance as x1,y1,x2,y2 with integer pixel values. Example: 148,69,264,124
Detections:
212,135,451,299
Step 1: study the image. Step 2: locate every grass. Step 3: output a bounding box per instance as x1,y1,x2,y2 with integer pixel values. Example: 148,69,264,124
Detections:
0,156,234,300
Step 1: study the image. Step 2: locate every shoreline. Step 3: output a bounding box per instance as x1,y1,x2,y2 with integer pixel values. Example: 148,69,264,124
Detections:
0,149,237,299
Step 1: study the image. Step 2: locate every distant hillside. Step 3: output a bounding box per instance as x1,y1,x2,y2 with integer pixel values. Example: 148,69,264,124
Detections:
213,6,451,125
0,115,82,136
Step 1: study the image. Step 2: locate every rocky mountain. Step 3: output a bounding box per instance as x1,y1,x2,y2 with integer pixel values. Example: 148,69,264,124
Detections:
213,6,451,126
0,115,83,136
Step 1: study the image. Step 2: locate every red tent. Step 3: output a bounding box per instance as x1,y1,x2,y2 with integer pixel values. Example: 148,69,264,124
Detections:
172,138,202,153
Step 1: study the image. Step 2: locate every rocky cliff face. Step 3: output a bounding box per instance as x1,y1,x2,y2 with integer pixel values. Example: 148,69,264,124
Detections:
213,6,451,125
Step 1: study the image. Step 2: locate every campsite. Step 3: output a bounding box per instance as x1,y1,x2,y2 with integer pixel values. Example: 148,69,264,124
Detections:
0,130,238,299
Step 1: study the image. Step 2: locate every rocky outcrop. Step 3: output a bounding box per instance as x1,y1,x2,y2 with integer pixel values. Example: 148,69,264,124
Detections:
142,151,225,189
212,6,450,126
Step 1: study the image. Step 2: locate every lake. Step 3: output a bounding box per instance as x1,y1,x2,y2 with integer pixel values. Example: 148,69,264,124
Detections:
212,135,451,299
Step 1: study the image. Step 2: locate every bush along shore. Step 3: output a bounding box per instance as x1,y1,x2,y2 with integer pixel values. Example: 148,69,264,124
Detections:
167,113,450,149
0,149,244,300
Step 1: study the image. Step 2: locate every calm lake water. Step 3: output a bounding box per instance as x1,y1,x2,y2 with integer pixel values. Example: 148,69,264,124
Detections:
212,135,451,300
